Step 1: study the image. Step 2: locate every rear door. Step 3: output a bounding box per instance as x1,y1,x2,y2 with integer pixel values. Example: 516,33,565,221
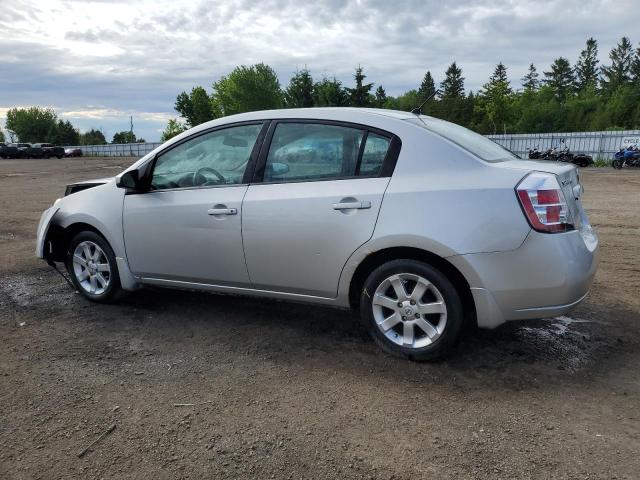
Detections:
242,120,400,297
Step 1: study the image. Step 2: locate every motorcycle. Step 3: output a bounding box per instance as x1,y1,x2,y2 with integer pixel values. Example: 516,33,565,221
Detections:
542,140,593,167
527,145,542,159
612,145,640,169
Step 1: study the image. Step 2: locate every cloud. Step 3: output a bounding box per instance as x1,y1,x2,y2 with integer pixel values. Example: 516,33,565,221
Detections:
1,0,638,141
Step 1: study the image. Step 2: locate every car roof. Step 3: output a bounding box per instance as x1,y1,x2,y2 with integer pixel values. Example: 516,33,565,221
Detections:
218,107,415,122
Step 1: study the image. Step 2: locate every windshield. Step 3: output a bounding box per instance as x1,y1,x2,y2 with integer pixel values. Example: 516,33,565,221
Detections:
407,116,518,163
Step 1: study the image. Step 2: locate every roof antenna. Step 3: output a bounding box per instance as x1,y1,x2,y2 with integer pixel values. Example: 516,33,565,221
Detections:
411,89,440,115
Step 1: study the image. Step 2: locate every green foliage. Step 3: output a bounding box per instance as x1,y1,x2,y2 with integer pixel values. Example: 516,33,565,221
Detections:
418,71,436,100
112,131,137,144
474,62,513,133
49,120,80,145
522,63,540,92
601,37,634,93
544,57,575,102
313,77,348,106
374,86,387,108
175,86,216,128
440,62,465,99
5,107,58,142
161,118,187,141
576,38,599,91
284,68,314,108
0,129,5,143
346,66,374,107
212,63,283,116
80,129,107,145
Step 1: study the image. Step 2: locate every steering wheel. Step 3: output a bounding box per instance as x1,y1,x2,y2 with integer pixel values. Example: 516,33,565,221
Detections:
193,166,225,186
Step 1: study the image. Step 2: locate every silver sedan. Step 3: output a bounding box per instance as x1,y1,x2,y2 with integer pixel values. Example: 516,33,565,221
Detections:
36,108,598,360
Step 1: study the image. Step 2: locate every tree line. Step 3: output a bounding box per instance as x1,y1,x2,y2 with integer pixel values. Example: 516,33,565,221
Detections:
164,36,640,140
3,36,639,145
1,107,144,145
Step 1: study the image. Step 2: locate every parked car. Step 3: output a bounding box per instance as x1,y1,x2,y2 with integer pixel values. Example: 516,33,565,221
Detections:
33,143,65,159
11,143,44,158
64,147,83,157
0,142,20,158
36,108,599,360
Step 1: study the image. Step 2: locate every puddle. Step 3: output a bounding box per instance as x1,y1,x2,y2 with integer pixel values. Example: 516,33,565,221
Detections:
515,316,598,371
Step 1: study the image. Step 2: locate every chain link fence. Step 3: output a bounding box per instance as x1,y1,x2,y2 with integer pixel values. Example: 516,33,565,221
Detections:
69,130,640,161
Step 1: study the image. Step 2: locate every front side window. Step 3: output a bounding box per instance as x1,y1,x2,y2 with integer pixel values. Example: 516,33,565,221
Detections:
264,123,364,182
151,123,262,190
408,116,518,163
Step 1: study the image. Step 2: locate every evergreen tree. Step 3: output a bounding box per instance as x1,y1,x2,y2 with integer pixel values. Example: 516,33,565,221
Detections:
417,71,436,100
313,77,349,106
51,120,80,145
575,37,599,91
374,86,387,108
601,37,634,91
346,66,374,107
629,42,640,84
284,68,314,108
440,62,465,99
544,57,575,101
522,63,540,91
476,62,513,133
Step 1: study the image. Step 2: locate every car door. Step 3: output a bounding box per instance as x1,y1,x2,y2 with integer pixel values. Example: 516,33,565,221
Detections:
242,120,400,298
123,122,266,286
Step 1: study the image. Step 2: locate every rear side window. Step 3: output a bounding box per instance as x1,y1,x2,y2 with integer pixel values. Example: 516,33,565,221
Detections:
407,116,518,163
264,123,364,182
359,133,390,177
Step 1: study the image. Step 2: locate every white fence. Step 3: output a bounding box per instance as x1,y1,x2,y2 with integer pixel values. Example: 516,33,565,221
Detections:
66,142,162,157
69,130,640,160
487,130,640,160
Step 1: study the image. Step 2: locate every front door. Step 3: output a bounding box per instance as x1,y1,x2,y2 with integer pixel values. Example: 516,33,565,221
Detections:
123,122,265,286
242,121,396,297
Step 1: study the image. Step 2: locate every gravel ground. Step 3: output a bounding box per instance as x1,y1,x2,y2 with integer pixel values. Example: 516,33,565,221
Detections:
1,157,639,479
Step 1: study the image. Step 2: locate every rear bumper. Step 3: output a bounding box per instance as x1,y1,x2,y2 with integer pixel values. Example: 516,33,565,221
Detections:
449,228,599,328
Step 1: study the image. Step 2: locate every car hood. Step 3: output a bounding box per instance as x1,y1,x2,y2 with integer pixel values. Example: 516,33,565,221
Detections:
65,177,114,196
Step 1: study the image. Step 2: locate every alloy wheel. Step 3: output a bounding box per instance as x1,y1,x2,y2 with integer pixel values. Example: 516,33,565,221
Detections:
72,240,111,295
371,273,447,349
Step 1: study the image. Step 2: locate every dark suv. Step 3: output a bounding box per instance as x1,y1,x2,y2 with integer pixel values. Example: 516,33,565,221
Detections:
0,142,20,158
34,143,65,159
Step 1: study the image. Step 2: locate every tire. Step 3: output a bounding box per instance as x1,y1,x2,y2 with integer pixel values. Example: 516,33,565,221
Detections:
359,259,464,361
66,231,123,303
56,155,62,159
612,159,622,169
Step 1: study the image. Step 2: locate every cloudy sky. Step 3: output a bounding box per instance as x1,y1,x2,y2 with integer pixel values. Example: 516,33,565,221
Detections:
0,0,637,142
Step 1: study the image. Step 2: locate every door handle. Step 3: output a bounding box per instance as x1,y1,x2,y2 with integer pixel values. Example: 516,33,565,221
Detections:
207,207,237,215
333,201,371,210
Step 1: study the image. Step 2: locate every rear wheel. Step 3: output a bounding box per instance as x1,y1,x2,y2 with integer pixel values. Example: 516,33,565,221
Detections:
359,259,464,361
612,159,622,169
66,231,123,303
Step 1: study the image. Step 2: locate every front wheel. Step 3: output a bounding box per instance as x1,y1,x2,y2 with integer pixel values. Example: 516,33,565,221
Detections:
66,231,123,303
612,159,622,169
360,259,464,361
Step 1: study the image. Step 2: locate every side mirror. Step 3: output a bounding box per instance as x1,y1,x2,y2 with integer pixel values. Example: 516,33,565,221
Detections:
116,170,139,189
269,162,290,176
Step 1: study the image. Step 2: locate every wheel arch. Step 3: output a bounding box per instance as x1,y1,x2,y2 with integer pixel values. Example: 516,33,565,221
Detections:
44,220,110,263
347,246,477,326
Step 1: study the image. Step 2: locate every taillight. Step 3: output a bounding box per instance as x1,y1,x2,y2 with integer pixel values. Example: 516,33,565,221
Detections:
516,172,574,233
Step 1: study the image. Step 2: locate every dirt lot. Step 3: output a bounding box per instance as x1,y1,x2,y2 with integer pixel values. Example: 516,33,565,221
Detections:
1,157,639,479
